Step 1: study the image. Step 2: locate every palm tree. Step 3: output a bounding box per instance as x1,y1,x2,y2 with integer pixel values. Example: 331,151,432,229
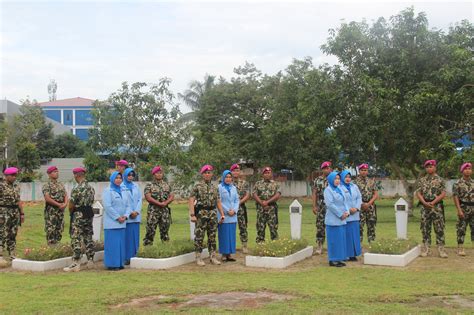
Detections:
178,74,215,111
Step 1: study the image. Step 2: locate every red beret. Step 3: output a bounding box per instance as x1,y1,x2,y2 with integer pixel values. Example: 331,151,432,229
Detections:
320,161,331,169
424,160,436,167
230,164,240,171
460,162,471,172
200,164,213,174
72,167,86,174
3,167,19,175
262,167,272,174
151,166,162,175
358,163,369,170
115,160,128,166
47,166,58,174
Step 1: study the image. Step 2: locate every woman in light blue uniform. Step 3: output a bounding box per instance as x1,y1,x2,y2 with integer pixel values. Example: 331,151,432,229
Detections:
217,170,239,262
103,171,129,270
324,171,350,267
340,170,362,261
122,168,142,265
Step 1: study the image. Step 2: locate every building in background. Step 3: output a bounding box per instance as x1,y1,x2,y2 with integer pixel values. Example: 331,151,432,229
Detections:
37,97,95,140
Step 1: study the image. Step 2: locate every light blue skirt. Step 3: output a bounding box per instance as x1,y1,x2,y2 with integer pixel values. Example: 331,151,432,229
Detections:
125,222,140,261
345,221,361,258
326,225,347,262
104,228,126,268
218,223,236,255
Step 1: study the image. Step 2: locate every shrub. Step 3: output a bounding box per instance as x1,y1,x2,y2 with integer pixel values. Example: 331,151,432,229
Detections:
137,239,195,258
251,238,308,257
368,238,418,255
22,241,104,261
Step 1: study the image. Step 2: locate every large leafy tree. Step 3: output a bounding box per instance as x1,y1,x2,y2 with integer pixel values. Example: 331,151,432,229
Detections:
322,7,473,210
7,99,55,181
88,78,187,179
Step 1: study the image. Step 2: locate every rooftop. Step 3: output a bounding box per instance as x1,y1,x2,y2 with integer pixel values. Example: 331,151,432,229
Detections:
37,97,95,107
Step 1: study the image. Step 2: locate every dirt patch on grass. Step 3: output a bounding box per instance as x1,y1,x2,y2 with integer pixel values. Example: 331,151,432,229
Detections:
412,295,474,310
111,291,295,311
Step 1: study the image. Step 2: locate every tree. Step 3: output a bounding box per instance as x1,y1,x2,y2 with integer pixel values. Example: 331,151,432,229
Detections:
88,78,188,179
51,133,87,158
7,99,55,180
178,75,215,111
322,7,473,211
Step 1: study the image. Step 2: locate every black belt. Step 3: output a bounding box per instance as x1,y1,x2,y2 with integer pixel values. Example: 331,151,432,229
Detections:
460,200,474,206
74,205,94,219
0,204,18,209
194,205,215,216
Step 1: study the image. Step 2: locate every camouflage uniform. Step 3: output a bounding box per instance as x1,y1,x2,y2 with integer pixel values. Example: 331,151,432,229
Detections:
190,180,219,253
354,176,378,243
235,178,250,243
70,181,95,261
42,179,67,244
312,175,328,244
143,180,172,245
253,179,280,243
416,174,446,246
452,177,474,245
0,181,21,256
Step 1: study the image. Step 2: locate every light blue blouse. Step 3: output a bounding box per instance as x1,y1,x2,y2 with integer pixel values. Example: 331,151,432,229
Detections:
324,186,349,226
102,187,129,229
217,184,239,224
341,183,362,222
121,182,142,223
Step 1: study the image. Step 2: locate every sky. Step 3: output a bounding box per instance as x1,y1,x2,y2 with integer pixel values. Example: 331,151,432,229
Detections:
0,0,472,112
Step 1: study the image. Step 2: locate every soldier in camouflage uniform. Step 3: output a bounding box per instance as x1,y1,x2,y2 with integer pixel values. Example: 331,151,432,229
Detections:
416,160,447,258
312,161,332,255
42,166,68,245
143,166,174,245
0,167,24,265
64,167,96,272
452,162,473,256
230,163,250,253
253,167,281,243
189,164,225,266
354,163,379,244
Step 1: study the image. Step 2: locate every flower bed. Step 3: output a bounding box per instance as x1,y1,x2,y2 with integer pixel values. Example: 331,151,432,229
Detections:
131,240,209,270
364,239,420,267
12,242,105,271
245,238,312,269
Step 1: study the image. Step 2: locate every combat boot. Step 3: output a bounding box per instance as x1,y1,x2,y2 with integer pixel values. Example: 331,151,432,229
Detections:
242,242,249,254
420,243,431,257
0,247,8,268
195,252,205,266
64,260,81,272
314,241,323,255
438,246,448,258
210,252,221,265
86,259,94,269
457,245,466,256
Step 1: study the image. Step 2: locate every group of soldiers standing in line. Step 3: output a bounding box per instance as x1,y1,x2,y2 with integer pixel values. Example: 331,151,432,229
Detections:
0,159,472,268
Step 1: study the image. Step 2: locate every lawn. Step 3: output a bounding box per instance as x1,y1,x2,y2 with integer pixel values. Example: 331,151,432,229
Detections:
1,198,473,314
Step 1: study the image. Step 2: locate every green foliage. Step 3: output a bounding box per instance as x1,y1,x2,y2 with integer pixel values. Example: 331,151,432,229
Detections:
88,79,187,163
83,150,110,182
368,238,418,255
51,133,87,158
137,239,195,258
22,241,104,261
251,238,308,257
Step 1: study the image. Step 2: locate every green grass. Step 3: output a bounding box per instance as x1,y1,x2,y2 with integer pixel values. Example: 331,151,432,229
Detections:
138,239,195,258
1,198,473,314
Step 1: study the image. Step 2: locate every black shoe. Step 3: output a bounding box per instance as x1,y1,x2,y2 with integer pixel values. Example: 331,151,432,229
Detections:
348,257,357,261
338,261,346,266
107,267,120,271
329,261,343,267
124,260,130,265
